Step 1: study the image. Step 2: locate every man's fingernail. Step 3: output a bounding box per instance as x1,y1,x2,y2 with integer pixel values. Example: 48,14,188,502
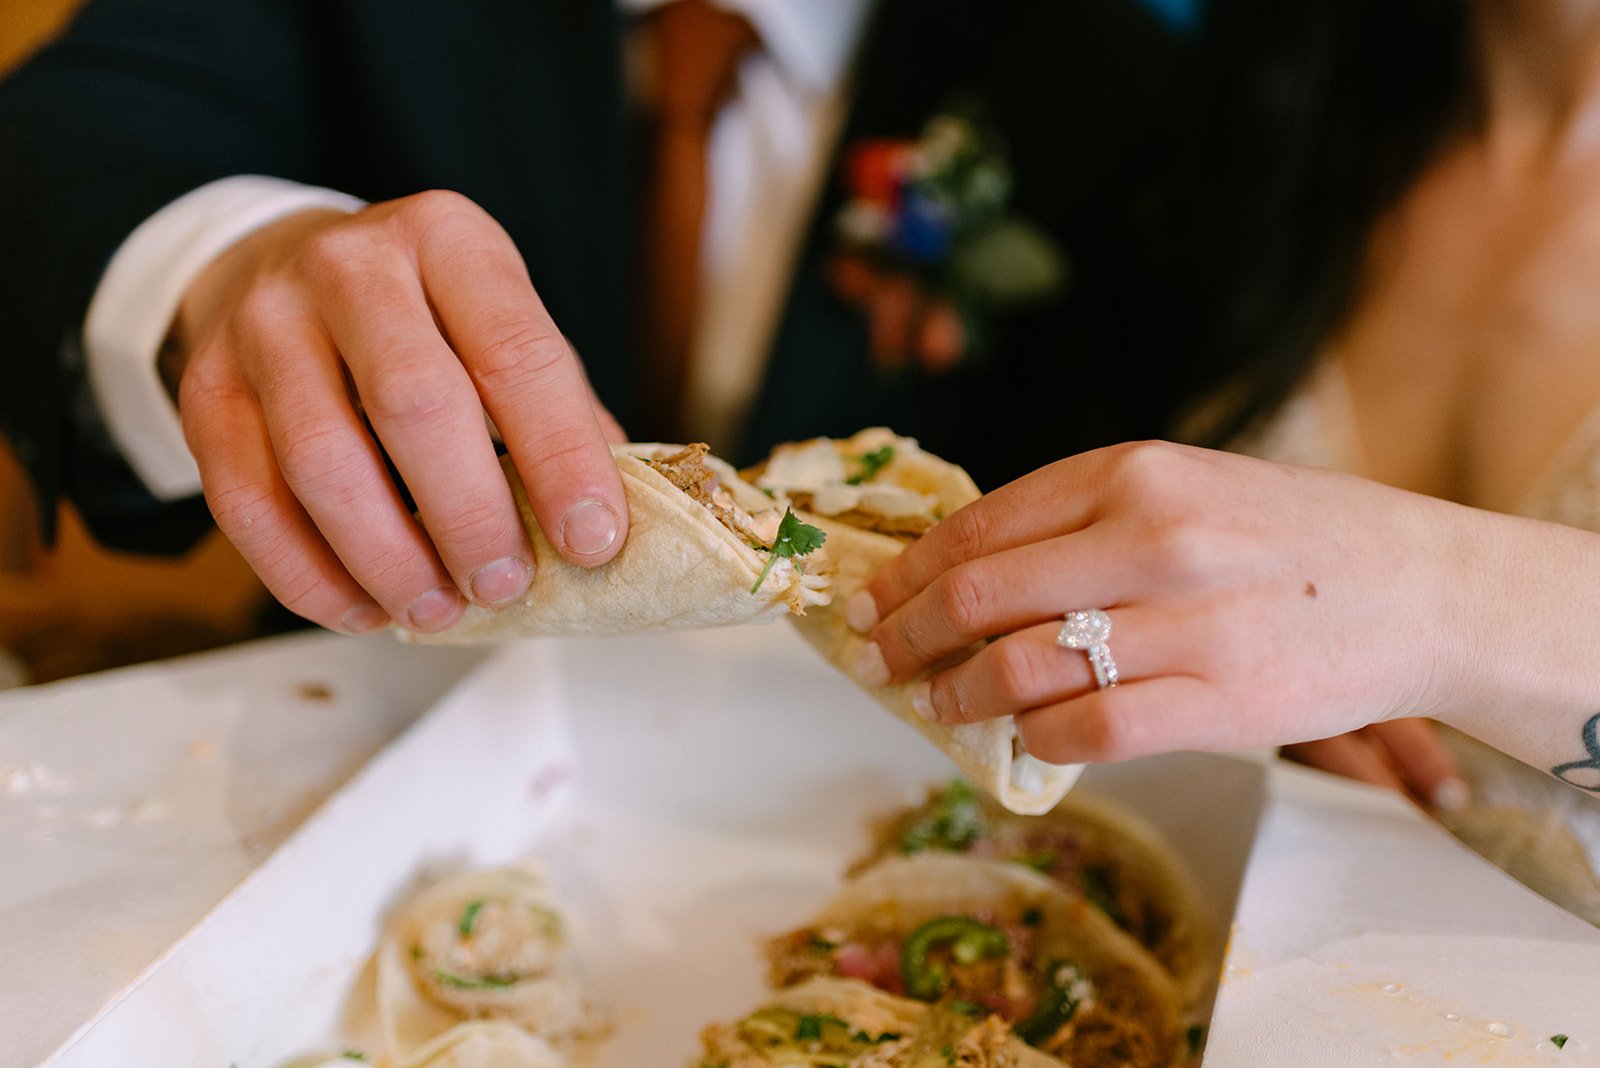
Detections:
1431,777,1470,814
846,591,879,633
470,556,533,607
855,641,890,687
406,586,464,632
910,679,936,721
338,601,390,635
560,499,620,558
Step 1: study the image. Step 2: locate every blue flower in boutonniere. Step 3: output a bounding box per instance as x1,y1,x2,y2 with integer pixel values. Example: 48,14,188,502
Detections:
829,111,1071,374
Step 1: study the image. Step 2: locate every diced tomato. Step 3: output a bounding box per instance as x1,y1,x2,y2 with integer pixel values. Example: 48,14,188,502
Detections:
833,940,905,994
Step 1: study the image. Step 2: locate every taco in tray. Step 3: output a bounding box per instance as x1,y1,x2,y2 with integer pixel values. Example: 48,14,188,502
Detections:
765,854,1183,1068
401,1021,566,1068
858,780,1214,1010
374,864,604,1066
407,443,831,643
694,976,1063,1068
746,428,1081,816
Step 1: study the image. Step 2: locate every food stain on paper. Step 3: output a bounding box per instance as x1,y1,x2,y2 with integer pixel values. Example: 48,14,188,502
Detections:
1220,929,1257,984
1335,980,1557,1063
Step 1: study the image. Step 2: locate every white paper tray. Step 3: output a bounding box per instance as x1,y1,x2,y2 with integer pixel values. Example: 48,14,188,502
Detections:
39,624,1261,1066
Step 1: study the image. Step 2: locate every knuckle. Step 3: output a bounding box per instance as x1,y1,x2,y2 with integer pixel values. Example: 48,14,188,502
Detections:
520,424,604,478
399,188,483,232
421,494,513,556
936,562,993,639
1143,521,1217,586
229,282,298,339
274,416,359,493
1105,440,1188,508
352,545,421,594
940,503,994,565
261,555,335,620
991,640,1046,705
472,319,570,389
298,224,378,281
177,349,248,414
361,358,457,426
206,478,281,543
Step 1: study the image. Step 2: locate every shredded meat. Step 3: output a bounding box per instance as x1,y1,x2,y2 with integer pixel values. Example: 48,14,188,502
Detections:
764,927,837,988
947,1014,1025,1067
652,442,712,496
1037,964,1177,1068
653,443,769,546
790,497,934,540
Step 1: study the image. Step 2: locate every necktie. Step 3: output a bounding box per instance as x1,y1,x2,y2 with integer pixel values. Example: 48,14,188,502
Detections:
638,0,758,443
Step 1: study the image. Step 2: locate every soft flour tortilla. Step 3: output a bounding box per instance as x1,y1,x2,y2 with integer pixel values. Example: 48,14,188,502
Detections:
694,976,1063,1067
406,444,830,643
403,1022,566,1068
860,782,1215,1009
765,430,1081,816
375,864,601,1066
768,854,1183,1068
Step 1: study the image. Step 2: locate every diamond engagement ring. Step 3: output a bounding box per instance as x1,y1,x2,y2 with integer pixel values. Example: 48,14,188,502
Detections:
1055,608,1119,690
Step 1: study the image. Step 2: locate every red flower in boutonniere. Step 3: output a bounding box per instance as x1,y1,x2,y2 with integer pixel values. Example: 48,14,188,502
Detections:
828,111,1070,374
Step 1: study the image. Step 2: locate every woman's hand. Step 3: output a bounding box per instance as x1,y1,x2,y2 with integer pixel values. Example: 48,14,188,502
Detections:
169,192,629,637
844,441,1495,766
1283,721,1468,812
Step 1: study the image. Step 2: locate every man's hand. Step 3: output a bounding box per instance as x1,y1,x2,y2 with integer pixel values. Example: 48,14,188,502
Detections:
169,191,629,635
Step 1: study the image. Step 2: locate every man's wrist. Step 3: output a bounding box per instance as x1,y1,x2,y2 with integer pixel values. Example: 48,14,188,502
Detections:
82,176,366,500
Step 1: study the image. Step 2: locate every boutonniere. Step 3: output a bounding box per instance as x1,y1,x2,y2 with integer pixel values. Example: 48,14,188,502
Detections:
828,110,1070,374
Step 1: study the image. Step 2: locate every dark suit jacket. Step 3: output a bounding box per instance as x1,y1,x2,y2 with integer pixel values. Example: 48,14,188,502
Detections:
0,0,1184,553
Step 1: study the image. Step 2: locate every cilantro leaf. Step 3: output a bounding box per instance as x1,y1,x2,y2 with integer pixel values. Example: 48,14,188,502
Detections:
457,899,484,938
846,445,895,485
751,508,826,593
794,1013,847,1041
433,970,518,990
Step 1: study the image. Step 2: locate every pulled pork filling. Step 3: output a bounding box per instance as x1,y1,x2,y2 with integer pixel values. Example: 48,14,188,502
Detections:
649,444,833,612
767,920,1042,1021
652,444,782,548
766,914,1173,1068
697,1006,1023,1068
883,782,1174,961
744,438,941,541
1036,963,1172,1068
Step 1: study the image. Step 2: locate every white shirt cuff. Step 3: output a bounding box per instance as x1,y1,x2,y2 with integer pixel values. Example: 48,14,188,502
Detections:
83,175,367,501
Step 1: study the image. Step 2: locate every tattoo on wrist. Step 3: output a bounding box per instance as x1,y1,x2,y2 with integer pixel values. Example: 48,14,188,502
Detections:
1551,712,1600,791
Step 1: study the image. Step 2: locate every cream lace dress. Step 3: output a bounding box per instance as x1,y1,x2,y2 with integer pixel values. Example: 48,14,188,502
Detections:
1225,358,1600,926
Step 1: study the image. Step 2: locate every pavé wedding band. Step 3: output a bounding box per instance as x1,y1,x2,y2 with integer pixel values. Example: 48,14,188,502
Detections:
1055,608,1119,690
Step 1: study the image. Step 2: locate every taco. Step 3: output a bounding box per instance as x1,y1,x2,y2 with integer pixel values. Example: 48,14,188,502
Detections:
374,864,603,1065
401,1021,566,1068
765,854,1183,1068
858,780,1214,1009
747,429,1081,816
694,976,1063,1068
406,443,831,643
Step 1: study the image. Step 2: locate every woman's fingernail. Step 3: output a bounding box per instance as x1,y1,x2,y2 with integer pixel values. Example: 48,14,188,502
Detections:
846,591,879,633
338,601,390,635
855,641,890,687
561,499,620,558
1431,777,1470,814
910,679,936,721
470,556,533,607
406,586,464,632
